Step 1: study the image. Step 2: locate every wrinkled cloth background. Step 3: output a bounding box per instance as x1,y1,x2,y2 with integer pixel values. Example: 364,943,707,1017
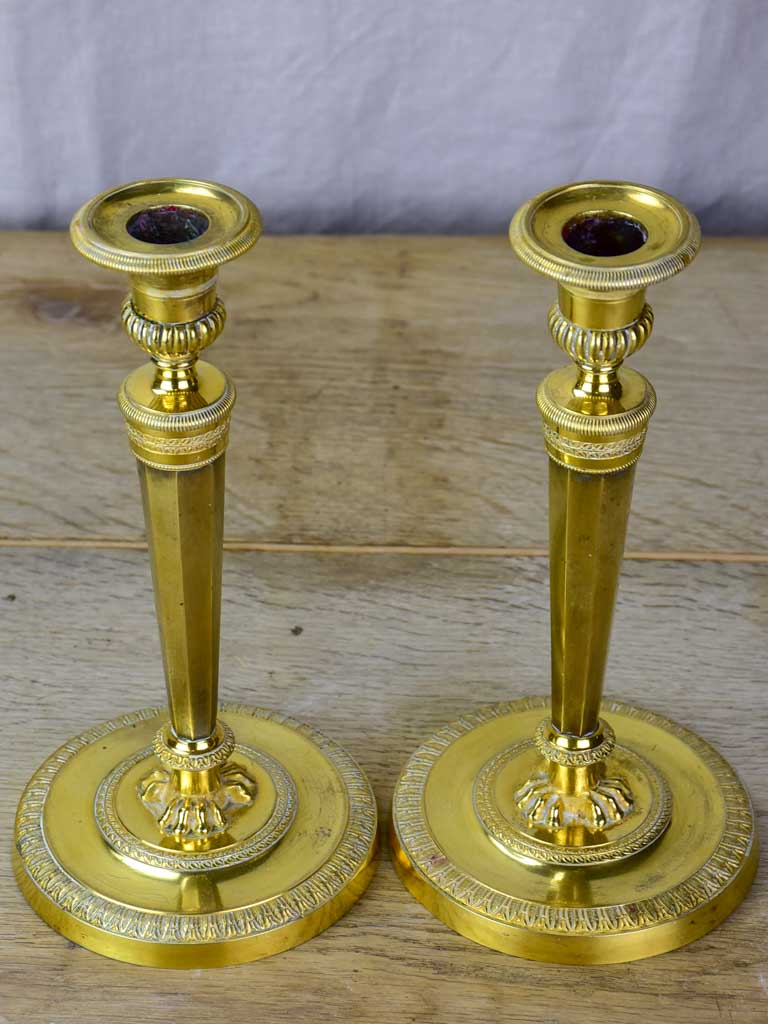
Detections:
0,0,764,233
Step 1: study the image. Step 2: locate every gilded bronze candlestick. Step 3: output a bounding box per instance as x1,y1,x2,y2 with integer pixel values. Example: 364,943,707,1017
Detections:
391,181,757,963
14,179,377,967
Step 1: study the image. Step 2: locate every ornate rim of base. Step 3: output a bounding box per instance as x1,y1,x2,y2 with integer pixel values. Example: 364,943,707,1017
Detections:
472,738,672,866
15,704,377,946
94,743,298,873
392,697,755,935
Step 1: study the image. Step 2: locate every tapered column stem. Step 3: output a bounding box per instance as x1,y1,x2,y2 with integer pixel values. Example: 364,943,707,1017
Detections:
139,458,225,741
548,462,635,736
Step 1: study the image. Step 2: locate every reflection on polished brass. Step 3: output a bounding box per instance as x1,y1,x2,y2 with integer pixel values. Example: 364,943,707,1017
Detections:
391,181,758,963
14,179,377,967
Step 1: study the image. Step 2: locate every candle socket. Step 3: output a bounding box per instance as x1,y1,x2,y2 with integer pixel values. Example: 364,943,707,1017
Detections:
14,179,377,968
391,181,757,963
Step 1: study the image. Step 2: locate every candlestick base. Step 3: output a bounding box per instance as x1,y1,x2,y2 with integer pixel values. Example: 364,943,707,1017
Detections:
391,696,757,964
15,704,378,968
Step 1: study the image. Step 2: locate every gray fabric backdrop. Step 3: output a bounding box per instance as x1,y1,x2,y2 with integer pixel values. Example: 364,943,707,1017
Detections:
1,0,765,234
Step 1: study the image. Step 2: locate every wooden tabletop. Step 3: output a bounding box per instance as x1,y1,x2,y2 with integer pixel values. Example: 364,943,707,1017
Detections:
1,234,765,1023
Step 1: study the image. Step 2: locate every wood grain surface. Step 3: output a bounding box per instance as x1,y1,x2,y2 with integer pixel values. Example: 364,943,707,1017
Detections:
1,549,766,1024
0,233,765,552
1,233,765,1023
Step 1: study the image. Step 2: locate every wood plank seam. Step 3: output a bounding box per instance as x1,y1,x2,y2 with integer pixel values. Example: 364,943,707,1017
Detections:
0,538,766,563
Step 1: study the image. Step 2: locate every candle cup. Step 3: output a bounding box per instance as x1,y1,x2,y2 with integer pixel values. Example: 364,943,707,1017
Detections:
390,181,757,963
14,179,377,968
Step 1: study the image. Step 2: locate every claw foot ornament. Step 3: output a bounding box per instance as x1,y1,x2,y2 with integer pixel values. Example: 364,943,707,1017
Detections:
139,764,257,838
515,771,633,831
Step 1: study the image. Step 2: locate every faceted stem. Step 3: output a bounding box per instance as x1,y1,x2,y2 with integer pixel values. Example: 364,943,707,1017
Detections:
548,461,635,736
138,457,225,741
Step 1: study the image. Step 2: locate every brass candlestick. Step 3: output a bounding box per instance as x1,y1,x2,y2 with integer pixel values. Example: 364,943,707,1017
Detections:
391,181,757,963
14,179,377,968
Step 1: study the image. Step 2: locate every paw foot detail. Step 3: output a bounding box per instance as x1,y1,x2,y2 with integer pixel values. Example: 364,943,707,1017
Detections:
139,764,257,838
515,771,633,831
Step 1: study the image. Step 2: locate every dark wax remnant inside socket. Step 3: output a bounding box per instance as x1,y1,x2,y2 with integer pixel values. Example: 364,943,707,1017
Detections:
127,205,210,245
562,214,647,257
